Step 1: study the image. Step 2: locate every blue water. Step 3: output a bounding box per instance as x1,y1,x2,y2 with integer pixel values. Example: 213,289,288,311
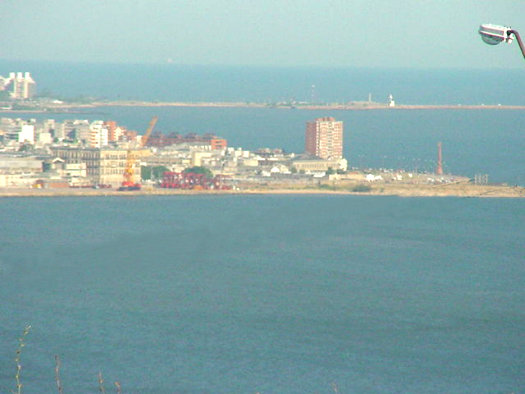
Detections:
0,196,524,393
1,61,525,105
1,62,524,393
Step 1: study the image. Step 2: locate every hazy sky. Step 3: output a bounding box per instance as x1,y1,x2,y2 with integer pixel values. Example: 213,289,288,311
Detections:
1,0,524,68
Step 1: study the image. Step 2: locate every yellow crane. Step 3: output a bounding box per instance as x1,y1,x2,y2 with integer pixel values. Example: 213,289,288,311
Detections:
119,116,158,191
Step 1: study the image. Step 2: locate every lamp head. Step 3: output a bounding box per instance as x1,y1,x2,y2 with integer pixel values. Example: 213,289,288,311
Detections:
478,24,514,45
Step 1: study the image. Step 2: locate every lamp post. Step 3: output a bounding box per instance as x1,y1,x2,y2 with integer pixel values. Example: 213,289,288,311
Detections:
478,24,525,60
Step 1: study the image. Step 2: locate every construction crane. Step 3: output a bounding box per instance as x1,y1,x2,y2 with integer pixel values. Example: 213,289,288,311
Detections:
118,116,158,191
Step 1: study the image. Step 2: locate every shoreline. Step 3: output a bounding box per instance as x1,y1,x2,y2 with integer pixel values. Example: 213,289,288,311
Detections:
1,101,524,114
1,183,524,198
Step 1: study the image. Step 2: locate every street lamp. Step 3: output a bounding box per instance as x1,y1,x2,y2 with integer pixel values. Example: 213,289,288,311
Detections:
478,24,525,60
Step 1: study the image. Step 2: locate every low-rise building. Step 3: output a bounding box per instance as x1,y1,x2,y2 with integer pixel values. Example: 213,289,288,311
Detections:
51,147,148,186
50,158,88,186
147,132,227,150
0,155,44,187
292,157,348,173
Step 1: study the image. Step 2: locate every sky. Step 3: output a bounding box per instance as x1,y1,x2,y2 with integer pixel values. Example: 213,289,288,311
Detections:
1,0,524,68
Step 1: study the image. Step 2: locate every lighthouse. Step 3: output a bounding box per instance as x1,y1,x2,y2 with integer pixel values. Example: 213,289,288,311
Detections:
388,94,396,107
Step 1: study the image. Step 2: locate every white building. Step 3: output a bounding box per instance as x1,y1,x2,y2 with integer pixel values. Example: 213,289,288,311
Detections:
88,121,109,148
18,125,35,144
1,72,36,100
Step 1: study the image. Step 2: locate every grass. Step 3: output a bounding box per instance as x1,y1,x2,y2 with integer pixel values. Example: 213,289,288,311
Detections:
13,325,31,394
9,327,337,393
10,326,122,393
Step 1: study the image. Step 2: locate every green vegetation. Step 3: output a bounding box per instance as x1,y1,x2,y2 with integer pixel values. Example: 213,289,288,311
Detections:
351,184,372,192
183,166,214,179
11,103,34,111
318,183,372,193
141,165,169,180
318,183,337,191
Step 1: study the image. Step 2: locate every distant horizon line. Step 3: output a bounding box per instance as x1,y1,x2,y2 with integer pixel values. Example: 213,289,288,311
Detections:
0,59,523,72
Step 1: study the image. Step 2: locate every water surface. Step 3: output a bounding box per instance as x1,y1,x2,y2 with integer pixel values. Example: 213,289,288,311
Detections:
0,196,523,393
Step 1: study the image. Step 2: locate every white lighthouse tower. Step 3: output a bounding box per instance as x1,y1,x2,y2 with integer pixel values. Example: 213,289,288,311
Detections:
388,94,396,107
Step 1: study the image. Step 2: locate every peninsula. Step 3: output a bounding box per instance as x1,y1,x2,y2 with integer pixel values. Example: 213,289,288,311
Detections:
1,96,523,199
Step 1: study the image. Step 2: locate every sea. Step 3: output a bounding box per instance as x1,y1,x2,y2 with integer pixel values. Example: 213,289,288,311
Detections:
0,63,524,393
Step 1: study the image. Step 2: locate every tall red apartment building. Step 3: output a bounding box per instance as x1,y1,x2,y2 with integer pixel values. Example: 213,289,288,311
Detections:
305,117,343,159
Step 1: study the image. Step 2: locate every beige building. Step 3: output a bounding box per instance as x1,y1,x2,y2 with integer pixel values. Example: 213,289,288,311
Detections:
305,117,343,160
0,155,44,187
292,157,347,173
51,158,88,186
51,147,149,186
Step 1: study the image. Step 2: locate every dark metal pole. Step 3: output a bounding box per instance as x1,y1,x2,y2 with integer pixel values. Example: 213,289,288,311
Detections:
509,29,525,60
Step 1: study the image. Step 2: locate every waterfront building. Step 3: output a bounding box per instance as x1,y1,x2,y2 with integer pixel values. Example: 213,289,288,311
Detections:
51,147,148,186
50,158,88,186
0,155,43,174
305,117,343,160
292,157,348,173
0,155,44,187
0,72,36,100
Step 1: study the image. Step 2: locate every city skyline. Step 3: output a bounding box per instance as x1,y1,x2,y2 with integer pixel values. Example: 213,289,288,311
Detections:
1,1,524,69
